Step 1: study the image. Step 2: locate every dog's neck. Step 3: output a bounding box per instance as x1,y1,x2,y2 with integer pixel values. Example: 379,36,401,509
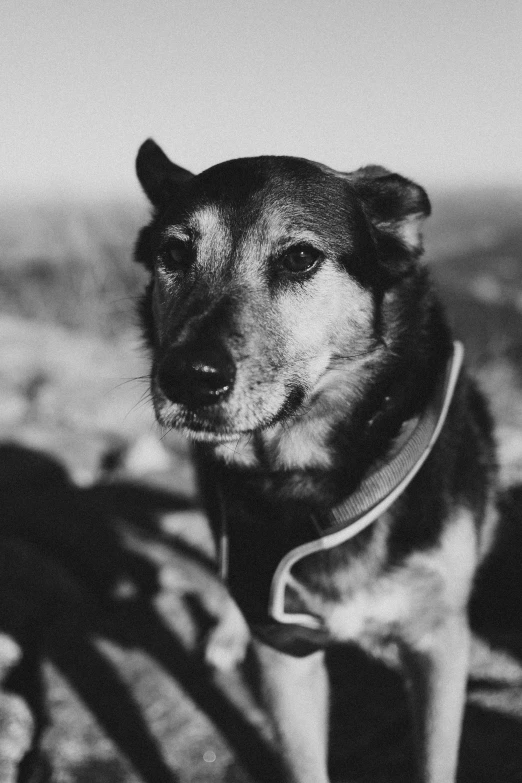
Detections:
208,361,370,470
200,360,431,509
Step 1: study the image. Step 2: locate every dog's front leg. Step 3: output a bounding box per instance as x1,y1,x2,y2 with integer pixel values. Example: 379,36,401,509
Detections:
252,639,330,783
401,611,470,783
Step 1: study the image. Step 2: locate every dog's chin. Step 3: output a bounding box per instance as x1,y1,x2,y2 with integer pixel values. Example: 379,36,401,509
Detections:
180,428,250,444
154,385,307,443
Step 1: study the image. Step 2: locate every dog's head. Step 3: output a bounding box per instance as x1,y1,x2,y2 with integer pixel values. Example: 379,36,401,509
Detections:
134,139,430,443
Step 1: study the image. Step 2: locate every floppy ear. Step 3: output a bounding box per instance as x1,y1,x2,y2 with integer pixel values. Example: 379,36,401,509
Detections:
136,138,193,207
350,165,431,257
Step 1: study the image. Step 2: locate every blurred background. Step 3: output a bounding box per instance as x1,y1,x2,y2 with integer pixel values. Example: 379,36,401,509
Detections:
1,2,522,782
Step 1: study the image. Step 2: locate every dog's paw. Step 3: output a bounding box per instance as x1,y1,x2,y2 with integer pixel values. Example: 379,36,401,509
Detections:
204,600,251,672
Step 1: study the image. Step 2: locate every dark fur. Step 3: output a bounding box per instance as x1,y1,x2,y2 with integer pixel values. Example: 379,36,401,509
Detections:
134,139,497,783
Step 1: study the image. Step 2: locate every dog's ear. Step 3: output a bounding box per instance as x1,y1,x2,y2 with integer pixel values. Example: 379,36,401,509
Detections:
136,139,193,207
350,165,431,259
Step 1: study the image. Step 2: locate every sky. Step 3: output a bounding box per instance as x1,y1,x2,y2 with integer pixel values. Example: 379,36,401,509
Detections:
2,0,521,200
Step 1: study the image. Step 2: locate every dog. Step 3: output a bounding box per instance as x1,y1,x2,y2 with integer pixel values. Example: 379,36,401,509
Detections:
133,138,498,783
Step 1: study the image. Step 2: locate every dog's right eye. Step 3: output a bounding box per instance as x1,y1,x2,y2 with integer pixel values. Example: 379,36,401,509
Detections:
164,242,191,270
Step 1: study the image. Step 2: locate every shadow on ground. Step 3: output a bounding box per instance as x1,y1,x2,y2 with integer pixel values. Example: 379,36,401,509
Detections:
1,443,522,782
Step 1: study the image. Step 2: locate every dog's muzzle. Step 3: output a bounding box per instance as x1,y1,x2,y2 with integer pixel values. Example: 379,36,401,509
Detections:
157,342,236,408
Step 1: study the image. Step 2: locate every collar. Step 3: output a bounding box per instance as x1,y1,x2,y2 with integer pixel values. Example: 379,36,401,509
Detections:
219,341,464,632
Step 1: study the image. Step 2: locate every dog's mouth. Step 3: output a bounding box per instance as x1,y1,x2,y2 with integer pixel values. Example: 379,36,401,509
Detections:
154,384,308,443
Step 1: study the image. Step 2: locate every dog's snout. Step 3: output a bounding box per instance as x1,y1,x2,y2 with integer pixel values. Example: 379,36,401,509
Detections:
157,343,236,407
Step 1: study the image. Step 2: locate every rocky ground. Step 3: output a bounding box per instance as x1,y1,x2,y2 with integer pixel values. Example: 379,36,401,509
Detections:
1,192,522,782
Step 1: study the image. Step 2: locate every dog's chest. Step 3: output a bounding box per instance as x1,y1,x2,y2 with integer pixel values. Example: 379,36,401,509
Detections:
287,567,438,648
321,566,442,646
290,512,477,648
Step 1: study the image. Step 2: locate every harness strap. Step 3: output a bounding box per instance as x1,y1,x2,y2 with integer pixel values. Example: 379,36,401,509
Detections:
268,341,464,628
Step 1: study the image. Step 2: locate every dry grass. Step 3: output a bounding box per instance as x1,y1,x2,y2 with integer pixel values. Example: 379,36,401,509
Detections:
0,199,148,337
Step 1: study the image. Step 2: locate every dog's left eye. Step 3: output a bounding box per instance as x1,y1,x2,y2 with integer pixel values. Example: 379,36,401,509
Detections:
280,245,322,274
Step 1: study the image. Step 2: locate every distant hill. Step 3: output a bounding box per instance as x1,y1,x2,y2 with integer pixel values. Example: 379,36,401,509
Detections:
0,198,147,268
0,198,148,336
425,188,522,368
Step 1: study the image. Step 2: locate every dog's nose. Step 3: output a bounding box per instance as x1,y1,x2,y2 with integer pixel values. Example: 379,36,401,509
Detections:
157,343,236,407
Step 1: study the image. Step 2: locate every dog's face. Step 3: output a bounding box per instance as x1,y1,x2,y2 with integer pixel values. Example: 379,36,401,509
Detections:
135,140,430,443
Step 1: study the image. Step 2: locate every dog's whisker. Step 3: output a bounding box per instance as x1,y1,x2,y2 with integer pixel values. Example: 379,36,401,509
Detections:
113,375,150,391
128,395,154,417
158,426,175,442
